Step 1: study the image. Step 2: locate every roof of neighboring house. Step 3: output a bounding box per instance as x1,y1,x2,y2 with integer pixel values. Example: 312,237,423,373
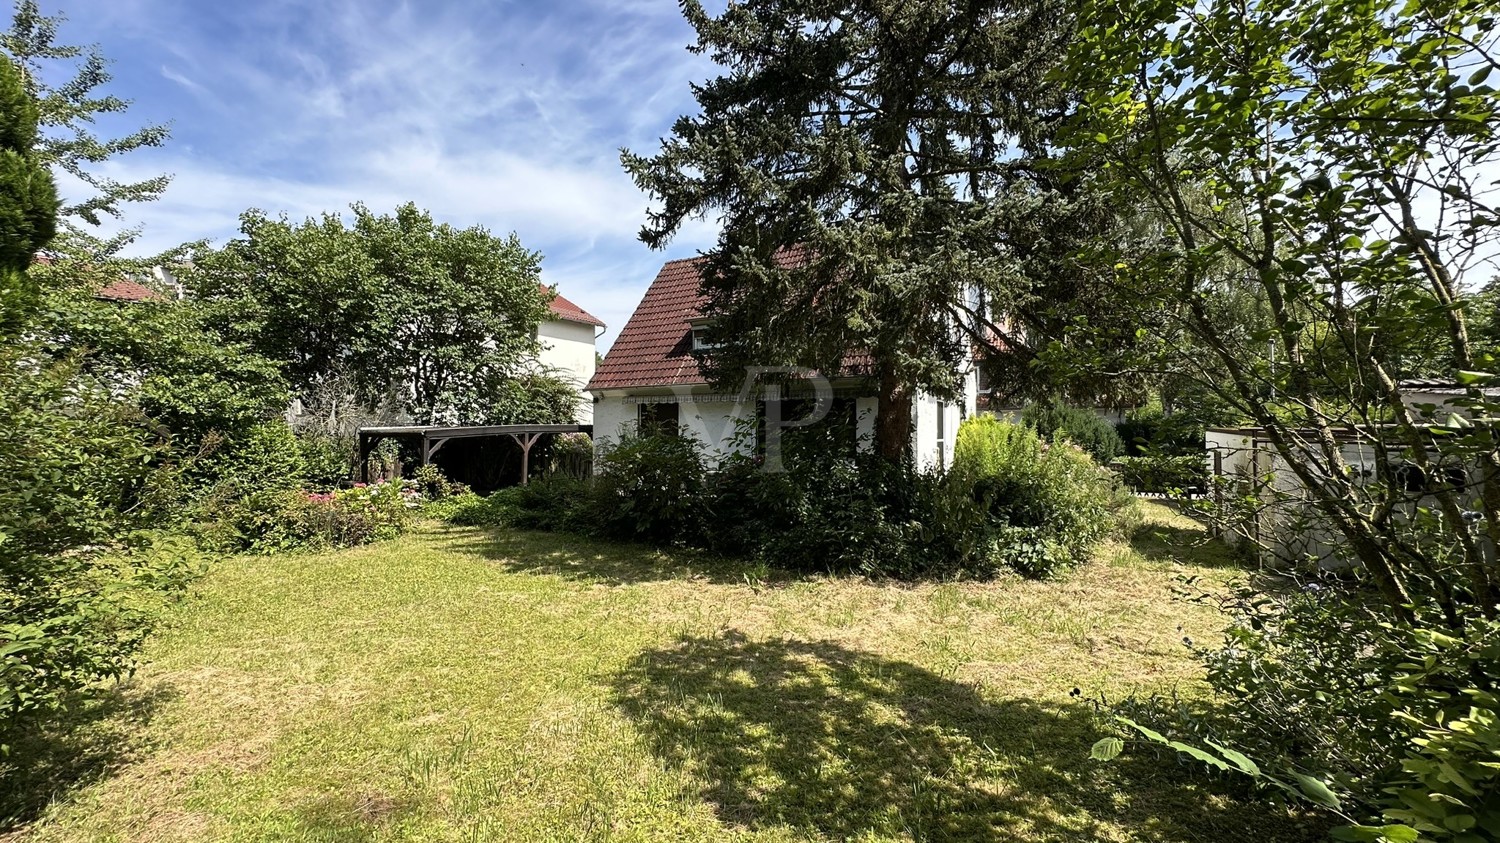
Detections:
96,277,162,303
542,285,605,327
1399,379,1500,397
588,249,874,392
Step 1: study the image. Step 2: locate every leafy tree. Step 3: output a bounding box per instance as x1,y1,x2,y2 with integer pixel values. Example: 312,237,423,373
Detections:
1059,0,1500,835
186,203,555,426
0,53,55,334
485,369,588,425
624,0,1090,460
27,253,289,448
1060,0,1500,622
1,0,169,243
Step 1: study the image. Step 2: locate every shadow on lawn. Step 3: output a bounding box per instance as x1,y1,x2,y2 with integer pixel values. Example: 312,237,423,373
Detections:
435,525,791,587
0,680,176,832
612,632,1320,843
1130,512,1244,571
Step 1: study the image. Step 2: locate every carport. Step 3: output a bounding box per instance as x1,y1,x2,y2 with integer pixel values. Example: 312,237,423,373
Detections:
356,423,592,486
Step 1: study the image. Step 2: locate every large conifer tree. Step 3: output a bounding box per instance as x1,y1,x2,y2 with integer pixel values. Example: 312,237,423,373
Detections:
624,0,1078,460
0,52,56,334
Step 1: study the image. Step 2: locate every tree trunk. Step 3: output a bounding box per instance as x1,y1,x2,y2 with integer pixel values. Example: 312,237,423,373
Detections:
875,367,913,462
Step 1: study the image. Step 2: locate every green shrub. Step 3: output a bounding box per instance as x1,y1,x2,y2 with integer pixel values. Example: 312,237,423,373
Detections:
952,416,1132,577
1112,454,1207,495
1375,621,1500,840
509,476,589,532
297,432,354,492
1103,588,1500,841
1115,402,1205,457
423,490,515,526
0,353,201,744
411,463,470,500
200,479,415,554
208,421,306,495
591,433,709,543
1021,400,1125,463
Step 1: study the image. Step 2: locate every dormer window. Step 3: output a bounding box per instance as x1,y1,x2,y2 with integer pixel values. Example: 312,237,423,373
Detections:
689,317,720,351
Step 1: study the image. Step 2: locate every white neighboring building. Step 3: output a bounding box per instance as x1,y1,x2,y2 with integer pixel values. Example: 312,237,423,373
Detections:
586,256,977,471
537,286,606,425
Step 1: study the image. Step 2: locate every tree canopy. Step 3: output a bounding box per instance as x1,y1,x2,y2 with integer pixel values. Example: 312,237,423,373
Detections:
1,0,169,244
624,0,1093,459
186,203,559,426
1056,0,1500,619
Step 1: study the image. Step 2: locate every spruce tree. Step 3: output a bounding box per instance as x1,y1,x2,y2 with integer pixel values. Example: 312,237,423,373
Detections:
624,0,1079,460
0,52,56,333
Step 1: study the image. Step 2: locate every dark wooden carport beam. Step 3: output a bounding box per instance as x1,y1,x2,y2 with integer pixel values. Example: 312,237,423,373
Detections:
422,435,448,466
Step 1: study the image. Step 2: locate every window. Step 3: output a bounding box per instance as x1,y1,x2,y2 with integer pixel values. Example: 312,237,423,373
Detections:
638,401,680,436
936,401,946,469
691,326,719,351
755,396,857,457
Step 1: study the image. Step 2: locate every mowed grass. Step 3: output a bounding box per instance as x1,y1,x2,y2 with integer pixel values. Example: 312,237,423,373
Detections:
5,503,1321,842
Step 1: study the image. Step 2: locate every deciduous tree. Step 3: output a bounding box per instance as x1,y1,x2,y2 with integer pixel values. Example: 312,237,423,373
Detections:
187,203,557,426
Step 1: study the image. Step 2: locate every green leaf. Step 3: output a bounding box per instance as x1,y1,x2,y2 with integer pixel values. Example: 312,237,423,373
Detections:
1333,825,1419,843
1090,736,1124,761
1455,370,1494,385
1294,773,1342,809
1205,739,1261,776
1169,741,1230,771
1471,65,1492,86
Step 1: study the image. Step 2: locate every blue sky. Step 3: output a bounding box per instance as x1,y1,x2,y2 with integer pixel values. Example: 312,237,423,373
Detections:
46,0,726,349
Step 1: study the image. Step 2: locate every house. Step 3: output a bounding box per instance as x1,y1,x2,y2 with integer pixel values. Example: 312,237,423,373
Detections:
586,256,977,470
1203,380,1500,567
536,285,606,424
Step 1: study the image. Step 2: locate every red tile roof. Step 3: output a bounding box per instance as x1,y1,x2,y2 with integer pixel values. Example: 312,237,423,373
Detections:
588,257,709,390
542,285,605,327
588,250,874,392
96,278,162,303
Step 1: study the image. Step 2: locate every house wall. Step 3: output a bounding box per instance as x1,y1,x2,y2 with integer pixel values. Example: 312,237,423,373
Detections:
591,390,754,459
594,368,978,472
536,319,598,424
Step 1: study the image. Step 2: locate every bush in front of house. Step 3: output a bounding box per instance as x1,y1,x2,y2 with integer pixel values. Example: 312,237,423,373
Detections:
952,416,1136,578
706,428,988,578
432,418,1130,580
589,432,709,544
1021,399,1125,463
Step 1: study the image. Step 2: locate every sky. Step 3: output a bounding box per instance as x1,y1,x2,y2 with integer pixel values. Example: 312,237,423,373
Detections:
41,0,727,350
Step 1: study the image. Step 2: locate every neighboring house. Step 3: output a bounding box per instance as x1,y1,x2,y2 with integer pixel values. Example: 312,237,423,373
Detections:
587,256,978,471
537,285,606,425
95,266,181,302
1204,380,1500,566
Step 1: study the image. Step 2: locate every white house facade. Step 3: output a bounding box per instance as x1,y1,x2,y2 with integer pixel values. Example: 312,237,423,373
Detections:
537,286,605,425
587,256,977,471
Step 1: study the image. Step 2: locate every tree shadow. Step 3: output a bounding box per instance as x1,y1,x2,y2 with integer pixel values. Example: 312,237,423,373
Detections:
1130,515,1245,571
0,680,177,832
612,632,1322,842
431,525,798,587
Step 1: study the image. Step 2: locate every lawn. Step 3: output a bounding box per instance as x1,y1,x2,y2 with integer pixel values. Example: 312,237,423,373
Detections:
5,503,1321,842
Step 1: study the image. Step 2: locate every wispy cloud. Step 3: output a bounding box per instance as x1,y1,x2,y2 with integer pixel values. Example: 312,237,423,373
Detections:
49,0,723,345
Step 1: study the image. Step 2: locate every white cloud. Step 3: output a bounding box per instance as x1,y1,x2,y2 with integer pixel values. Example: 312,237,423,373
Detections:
56,0,725,348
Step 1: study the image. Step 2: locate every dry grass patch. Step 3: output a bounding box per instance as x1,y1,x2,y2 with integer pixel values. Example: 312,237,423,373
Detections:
4,502,1319,842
